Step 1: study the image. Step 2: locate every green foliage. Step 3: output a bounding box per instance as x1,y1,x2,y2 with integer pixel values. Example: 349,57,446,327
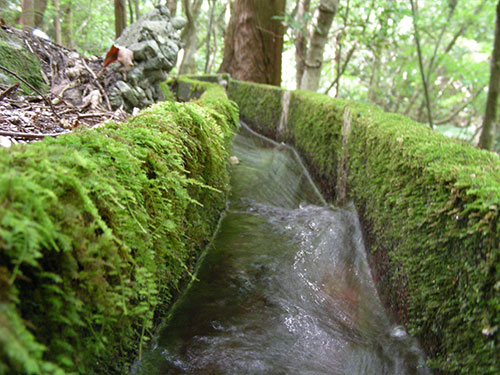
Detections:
220,78,500,375
0,29,46,94
0,89,238,375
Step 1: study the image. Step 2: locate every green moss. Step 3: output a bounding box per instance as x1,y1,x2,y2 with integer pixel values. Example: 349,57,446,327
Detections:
216,78,500,375
0,29,46,94
0,91,238,375
226,80,283,137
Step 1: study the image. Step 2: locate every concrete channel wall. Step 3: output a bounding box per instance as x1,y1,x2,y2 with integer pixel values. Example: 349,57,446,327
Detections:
0,86,238,375
174,76,500,375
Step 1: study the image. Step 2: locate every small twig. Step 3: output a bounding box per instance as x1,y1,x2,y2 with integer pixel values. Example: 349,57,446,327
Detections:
80,57,112,111
77,112,112,118
0,82,20,100
0,64,61,119
0,130,67,139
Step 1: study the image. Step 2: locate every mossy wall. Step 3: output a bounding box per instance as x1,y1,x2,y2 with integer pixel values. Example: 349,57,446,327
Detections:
176,76,500,375
0,86,238,375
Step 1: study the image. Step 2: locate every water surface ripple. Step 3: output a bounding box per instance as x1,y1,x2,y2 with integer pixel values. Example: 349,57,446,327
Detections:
134,124,429,375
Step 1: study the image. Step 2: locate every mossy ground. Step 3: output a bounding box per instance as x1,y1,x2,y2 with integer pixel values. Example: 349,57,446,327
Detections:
0,29,46,94
0,86,238,375
177,76,500,375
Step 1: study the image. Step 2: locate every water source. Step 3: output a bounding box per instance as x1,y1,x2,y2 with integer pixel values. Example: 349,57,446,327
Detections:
133,124,429,375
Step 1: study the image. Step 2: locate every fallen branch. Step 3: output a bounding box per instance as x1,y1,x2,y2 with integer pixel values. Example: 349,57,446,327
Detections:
80,57,112,111
0,64,61,119
0,82,20,100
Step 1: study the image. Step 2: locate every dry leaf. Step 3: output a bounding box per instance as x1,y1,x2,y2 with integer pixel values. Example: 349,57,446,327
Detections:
103,44,134,71
103,45,120,68
117,47,134,71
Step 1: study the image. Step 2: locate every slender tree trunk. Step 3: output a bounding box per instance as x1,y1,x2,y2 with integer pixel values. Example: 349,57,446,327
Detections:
167,0,178,16
128,0,134,24
295,0,311,89
62,0,74,48
300,0,339,92
410,0,433,129
134,0,140,19
33,0,48,28
204,0,216,74
478,0,500,150
21,0,35,30
114,0,127,39
179,0,203,74
367,50,380,102
218,0,286,86
52,0,62,44
207,4,226,73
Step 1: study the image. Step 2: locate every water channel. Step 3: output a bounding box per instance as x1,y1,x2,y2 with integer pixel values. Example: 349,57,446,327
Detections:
133,124,430,375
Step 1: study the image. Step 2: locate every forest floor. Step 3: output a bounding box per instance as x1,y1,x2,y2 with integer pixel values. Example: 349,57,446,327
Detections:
0,26,128,148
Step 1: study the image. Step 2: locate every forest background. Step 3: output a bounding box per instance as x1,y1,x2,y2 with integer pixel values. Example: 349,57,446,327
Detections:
1,0,498,149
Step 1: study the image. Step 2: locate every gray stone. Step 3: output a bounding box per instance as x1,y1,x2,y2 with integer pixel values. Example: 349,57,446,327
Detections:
108,87,124,108
128,40,161,61
157,5,170,17
115,80,139,107
171,17,187,30
133,86,147,102
146,70,168,83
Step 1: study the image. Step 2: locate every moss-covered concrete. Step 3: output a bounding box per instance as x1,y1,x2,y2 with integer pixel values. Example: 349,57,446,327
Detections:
0,29,46,94
0,85,238,375
175,75,500,375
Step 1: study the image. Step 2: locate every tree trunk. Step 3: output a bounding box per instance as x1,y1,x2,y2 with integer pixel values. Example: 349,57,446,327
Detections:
218,0,286,86
21,0,35,30
300,0,339,91
178,0,203,74
478,0,500,150
204,0,216,74
114,0,127,39
134,0,140,19
167,0,178,16
62,0,74,48
295,0,311,89
128,0,134,24
52,0,62,45
33,0,48,28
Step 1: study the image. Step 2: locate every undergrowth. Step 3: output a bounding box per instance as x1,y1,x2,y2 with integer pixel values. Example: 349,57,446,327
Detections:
0,86,238,375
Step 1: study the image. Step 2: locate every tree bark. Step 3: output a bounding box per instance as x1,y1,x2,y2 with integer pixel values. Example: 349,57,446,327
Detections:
178,0,203,74
167,0,178,16
478,0,500,150
218,0,286,86
128,0,134,24
62,0,74,48
134,0,140,19
34,0,48,28
114,0,127,39
21,0,35,30
300,0,339,92
295,0,311,89
52,0,62,45
204,0,216,74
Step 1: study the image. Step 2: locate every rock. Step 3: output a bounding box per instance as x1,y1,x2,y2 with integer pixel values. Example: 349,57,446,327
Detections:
0,136,12,148
171,17,187,30
229,156,240,165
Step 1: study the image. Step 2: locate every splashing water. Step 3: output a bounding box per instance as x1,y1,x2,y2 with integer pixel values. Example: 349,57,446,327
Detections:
133,124,430,375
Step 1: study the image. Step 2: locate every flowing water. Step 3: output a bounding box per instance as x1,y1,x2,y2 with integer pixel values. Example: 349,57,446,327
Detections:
133,124,430,375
